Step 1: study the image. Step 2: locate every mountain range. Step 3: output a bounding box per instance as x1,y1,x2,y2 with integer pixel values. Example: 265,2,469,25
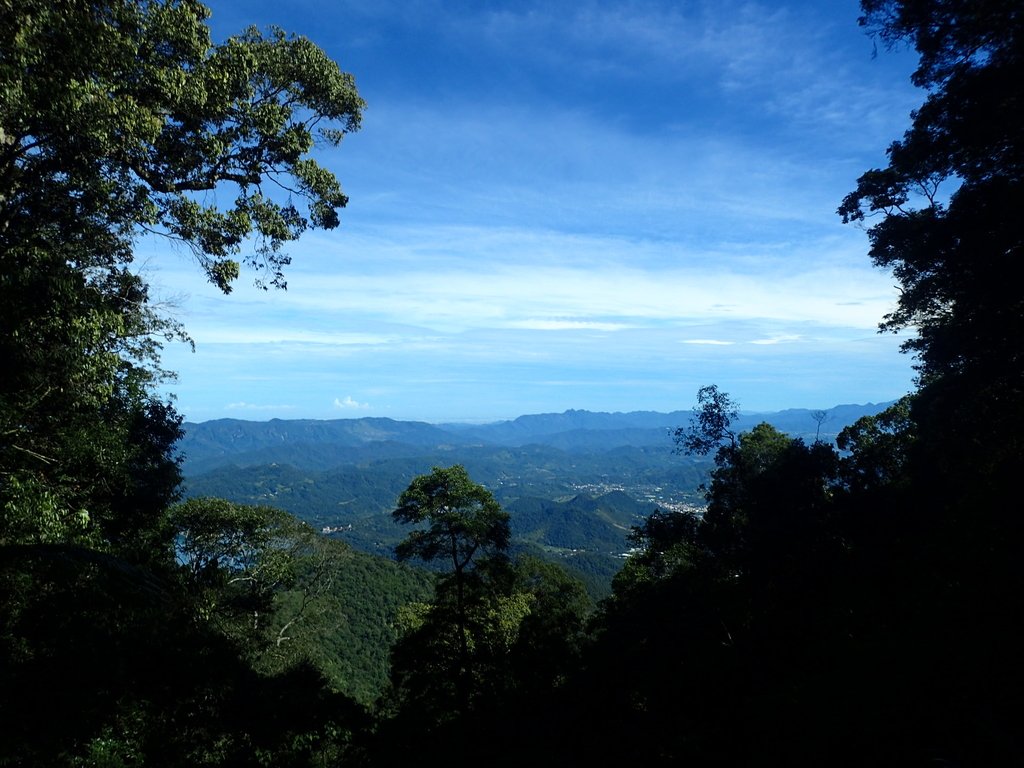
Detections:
178,403,894,474
178,402,894,597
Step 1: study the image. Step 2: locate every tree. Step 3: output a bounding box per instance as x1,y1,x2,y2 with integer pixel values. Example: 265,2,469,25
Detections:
614,507,702,591
0,502,367,767
836,4,1024,760
391,465,511,713
673,384,739,456
168,498,342,670
838,1,1022,406
1,0,363,547
0,259,187,555
811,409,829,441
836,396,915,494
1,0,362,552
393,464,510,570
1,0,364,292
1,2,366,762
837,0,1023,501
581,386,856,765
379,551,591,766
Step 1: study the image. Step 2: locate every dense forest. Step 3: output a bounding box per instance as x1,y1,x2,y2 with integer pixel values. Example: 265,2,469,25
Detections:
2,0,1021,765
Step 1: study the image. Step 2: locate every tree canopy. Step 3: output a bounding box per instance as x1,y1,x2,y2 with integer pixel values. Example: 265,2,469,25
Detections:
1,0,363,555
384,467,589,764
839,12,1024,750
393,465,511,574
1,0,364,292
1,2,370,764
840,0,1022,385
391,465,511,714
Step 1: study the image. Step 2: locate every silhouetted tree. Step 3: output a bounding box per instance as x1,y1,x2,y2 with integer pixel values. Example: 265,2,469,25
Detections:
839,3,1024,760
673,384,739,455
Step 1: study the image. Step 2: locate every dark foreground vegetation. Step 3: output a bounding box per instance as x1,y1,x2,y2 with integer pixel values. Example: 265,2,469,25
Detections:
2,0,1021,764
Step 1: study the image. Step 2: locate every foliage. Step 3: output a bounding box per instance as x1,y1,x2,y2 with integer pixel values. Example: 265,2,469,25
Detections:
572,402,875,763
168,498,341,672
392,464,511,573
506,490,654,552
1,0,363,552
840,0,1022,383
614,507,702,589
570,9,1024,747
1,0,362,552
387,577,531,719
376,551,590,765
0,253,185,556
0,541,368,767
672,384,739,456
836,395,915,493
165,497,438,704
267,537,435,705
1,1,368,764
390,465,511,715
1,0,364,293
838,6,1024,759
377,467,593,765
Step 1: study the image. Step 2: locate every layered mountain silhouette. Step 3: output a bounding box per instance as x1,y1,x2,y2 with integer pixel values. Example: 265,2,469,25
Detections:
179,403,893,474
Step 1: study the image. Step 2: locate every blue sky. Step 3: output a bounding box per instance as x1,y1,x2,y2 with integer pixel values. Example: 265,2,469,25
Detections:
149,0,922,423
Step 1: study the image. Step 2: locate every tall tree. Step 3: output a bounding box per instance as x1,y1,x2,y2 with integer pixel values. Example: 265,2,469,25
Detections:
837,2,1023,761
1,0,363,552
549,4,1023,763
838,0,1022,454
392,465,511,713
1,2,366,763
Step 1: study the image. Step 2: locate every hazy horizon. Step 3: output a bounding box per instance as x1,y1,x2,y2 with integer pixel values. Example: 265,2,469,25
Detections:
180,397,898,427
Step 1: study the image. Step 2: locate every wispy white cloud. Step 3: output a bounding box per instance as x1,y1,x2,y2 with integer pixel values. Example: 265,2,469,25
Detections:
283,262,894,331
432,1,918,146
504,319,632,331
152,224,898,352
334,396,371,410
750,334,804,345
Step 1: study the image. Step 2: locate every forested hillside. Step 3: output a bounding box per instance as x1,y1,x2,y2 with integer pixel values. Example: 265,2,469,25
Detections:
179,404,889,597
2,0,1021,765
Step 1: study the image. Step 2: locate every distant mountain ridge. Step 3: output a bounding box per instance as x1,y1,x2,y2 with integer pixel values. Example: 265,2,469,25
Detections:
179,402,895,474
